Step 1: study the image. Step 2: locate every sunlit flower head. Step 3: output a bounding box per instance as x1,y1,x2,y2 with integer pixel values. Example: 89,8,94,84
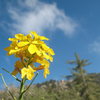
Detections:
5,31,55,80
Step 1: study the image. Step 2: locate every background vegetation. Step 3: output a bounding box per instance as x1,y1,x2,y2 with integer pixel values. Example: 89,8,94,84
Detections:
0,54,100,100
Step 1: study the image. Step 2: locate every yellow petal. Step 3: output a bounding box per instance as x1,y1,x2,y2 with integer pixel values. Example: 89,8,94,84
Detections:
41,44,55,55
44,68,50,78
10,41,18,47
8,38,18,41
15,34,24,40
36,50,42,56
35,59,50,68
32,41,38,44
43,60,50,68
28,44,38,54
27,34,32,38
9,49,20,55
49,48,55,55
27,72,34,80
30,31,49,40
39,36,49,40
42,44,49,50
21,68,27,79
42,52,53,62
28,65,34,71
27,66,35,80
21,66,35,80
17,42,29,47
27,34,32,41
48,55,53,62
30,31,39,39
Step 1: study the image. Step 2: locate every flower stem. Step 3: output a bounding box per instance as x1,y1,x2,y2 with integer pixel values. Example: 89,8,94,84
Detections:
18,72,39,100
23,72,39,93
18,78,26,100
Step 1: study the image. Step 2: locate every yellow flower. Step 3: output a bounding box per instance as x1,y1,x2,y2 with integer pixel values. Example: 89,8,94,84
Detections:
5,31,55,79
21,65,36,80
4,32,54,58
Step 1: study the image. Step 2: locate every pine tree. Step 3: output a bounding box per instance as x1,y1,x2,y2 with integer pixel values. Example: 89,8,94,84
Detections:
67,53,96,100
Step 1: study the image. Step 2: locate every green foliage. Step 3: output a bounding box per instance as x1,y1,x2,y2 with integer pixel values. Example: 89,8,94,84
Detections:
0,75,100,100
66,53,100,100
0,54,100,100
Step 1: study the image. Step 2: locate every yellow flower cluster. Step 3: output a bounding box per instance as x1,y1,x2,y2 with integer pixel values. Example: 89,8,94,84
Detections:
5,32,55,80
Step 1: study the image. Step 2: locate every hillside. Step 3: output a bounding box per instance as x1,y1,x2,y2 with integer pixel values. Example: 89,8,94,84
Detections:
0,73,100,100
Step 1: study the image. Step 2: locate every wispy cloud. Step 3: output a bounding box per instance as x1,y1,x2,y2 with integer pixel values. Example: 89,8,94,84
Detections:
7,0,78,36
89,40,100,54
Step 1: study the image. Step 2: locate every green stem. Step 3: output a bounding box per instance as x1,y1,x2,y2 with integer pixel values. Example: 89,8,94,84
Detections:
18,54,37,100
18,78,26,100
0,74,16,100
23,72,39,94
18,73,39,100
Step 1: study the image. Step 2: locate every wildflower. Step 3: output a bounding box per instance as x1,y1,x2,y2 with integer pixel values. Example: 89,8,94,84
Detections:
5,31,55,79
4,32,54,59
21,65,36,80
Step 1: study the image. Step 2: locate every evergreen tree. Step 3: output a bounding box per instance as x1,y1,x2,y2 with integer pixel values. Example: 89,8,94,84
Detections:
67,53,96,100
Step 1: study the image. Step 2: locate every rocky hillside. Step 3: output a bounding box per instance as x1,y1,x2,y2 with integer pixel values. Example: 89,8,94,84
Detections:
0,73,100,100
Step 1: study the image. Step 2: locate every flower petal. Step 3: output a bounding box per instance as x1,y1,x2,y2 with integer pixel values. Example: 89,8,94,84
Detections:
17,42,29,47
21,68,27,79
28,44,38,54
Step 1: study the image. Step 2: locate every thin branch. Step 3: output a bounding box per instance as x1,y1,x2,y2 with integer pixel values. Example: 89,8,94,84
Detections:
2,68,21,82
0,74,16,100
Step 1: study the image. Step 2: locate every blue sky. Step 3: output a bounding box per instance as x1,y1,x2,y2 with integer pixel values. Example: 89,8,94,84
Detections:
0,0,100,88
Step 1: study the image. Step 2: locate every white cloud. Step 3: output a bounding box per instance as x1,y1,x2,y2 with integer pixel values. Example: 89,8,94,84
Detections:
89,41,100,53
8,0,78,36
